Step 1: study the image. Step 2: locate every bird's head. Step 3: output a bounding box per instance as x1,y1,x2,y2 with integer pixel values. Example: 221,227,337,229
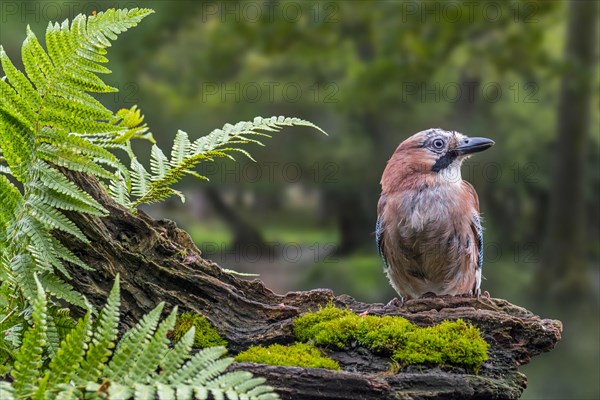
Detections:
382,128,494,191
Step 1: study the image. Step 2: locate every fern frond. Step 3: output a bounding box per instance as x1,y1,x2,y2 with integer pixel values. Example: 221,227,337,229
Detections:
155,327,195,383
11,276,46,397
0,46,40,110
38,272,87,308
168,346,228,385
170,130,192,167
108,171,131,205
37,143,117,181
50,236,94,271
0,77,36,124
78,276,121,382
130,158,150,197
9,254,38,301
0,382,15,400
125,117,326,208
47,311,91,386
123,307,178,384
45,314,62,358
150,145,169,179
0,175,22,239
112,106,154,144
28,195,88,242
0,108,34,182
33,162,106,215
21,215,62,272
104,302,165,379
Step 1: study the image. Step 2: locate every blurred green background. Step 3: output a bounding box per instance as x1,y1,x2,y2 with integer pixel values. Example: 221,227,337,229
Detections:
1,1,598,398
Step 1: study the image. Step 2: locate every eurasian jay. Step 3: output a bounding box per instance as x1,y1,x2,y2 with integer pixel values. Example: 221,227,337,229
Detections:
377,129,494,302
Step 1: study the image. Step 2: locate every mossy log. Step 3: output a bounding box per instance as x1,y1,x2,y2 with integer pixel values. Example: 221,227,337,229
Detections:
59,170,562,400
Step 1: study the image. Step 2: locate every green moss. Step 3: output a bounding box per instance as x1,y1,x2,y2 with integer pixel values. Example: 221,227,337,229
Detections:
171,312,227,348
235,343,340,370
293,305,488,371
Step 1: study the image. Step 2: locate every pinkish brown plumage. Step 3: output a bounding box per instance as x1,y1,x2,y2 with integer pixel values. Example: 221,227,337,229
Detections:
376,129,494,301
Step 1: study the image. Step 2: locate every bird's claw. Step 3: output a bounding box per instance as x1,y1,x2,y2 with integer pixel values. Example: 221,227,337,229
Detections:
386,297,403,308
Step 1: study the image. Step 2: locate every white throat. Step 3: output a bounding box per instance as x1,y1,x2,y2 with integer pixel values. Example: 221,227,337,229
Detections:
437,159,463,184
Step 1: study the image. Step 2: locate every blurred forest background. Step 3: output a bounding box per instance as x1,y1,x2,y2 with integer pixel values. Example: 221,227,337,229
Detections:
1,1,598,398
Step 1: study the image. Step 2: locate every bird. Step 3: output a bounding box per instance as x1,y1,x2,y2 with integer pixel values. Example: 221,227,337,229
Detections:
376,128,494,303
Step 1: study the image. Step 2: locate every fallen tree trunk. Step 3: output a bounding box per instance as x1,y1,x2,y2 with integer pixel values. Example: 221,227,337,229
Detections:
59,170,562,399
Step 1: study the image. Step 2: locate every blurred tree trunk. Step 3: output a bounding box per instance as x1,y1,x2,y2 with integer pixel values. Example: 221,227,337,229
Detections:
204,187,269,251
331,189,374,255
537,0,598,301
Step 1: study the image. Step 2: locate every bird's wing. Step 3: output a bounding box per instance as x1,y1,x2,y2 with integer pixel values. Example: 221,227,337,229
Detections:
463,182,483,270
463,181,480,212
376,195,388,269
473,213,484,270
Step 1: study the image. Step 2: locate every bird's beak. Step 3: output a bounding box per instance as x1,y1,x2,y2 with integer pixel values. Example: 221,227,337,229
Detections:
455,137,495,155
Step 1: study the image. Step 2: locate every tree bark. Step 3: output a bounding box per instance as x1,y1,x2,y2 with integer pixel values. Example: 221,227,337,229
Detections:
538,0,598,301
59,170,562,400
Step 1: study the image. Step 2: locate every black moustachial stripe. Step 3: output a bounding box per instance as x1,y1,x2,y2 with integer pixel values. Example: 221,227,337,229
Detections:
431,151,457,172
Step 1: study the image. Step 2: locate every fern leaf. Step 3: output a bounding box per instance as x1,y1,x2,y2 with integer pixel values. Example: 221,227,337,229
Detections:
188,357,233,386
79,277,121,382
50,236,94,272
0,108,35,182
54,384,82,400
47,311,91,386
9,254,38,301
175,384,194,400
130,158,150,197
0,175,22,235
134,383,155,400
150,144,169,179
122,307,178,384
37,143,116,181
170,130,191,167
104,302,165,380
38,272,87,308
21,215,62,272
156,383,175,400
168,346,228,385
129,117,325,208
0,77,36,124
0,382,15,400
29,186,103,217
45,313,62,358
29,196,88,242
21,26,55,91
34,162,106,215
112,105,153,144
11,275,46,397
155,327,195,383
0,46,41,109
109,171,131,206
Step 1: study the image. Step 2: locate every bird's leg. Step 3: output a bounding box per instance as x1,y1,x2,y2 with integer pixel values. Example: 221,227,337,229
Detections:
419,291,437,299
361,297,403,317
386,297,404,307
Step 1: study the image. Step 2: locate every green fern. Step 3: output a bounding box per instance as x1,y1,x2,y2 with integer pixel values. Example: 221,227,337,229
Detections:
1,8,323,396
1,7,325,307
3,275,279,400
119,116,326,208
0,8,154,305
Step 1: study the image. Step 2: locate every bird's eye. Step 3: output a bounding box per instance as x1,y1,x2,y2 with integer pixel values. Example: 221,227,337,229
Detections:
432,139,445,149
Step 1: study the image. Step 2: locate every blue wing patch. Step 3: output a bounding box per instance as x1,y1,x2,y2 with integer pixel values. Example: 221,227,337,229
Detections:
474,213,483,269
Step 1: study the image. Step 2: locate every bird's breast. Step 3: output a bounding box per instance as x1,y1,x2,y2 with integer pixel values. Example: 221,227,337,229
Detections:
381,182,479,298
395,183,467,232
